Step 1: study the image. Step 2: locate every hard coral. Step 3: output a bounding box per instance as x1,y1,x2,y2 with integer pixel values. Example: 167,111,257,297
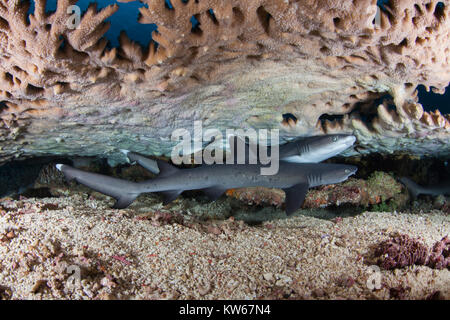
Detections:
0,1,448,162
226,174,405,209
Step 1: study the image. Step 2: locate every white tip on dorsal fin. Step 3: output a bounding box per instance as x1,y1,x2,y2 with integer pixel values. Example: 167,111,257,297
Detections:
55,164,63,171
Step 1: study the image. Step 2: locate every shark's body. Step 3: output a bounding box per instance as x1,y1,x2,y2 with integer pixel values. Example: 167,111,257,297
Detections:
57,159,357,215
277,134,356,163
124,134,356,175
399,177,450,198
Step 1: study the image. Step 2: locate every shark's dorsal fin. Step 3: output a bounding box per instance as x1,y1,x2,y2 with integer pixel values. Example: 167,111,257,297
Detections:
124,151,160,174
201,186,226,201
283,183,309,216
399,177,422,199
156,160,179,177
159,190,183,205
228,135,258,164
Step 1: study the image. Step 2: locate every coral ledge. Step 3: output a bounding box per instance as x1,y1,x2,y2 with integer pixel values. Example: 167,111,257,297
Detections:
0,0,448,163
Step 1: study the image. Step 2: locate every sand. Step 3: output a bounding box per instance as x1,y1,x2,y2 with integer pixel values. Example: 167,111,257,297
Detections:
0,189,448,300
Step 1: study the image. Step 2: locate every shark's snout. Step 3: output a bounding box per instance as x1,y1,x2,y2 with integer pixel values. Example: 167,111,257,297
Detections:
341,134,356,147
345,165,358,177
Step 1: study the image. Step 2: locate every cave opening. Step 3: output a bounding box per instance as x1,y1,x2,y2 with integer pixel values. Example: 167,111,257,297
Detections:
417,84,450,114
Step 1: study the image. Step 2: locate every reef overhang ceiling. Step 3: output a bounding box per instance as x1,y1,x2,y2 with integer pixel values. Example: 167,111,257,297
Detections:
0,0,449,164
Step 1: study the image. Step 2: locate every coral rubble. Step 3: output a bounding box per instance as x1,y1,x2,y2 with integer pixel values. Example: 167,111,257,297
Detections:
0,0,448,163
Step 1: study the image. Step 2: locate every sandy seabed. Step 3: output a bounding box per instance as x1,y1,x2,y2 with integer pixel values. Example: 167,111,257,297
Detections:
0,189,448,300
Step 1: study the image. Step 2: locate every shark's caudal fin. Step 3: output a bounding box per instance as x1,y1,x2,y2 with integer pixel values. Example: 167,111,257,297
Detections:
56,164,140,209
399,177,423,199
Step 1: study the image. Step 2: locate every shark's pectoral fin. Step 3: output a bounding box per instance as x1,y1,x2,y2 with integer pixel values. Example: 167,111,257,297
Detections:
159,190,183,205
283,183,309,216
112,194,138,209
201,186,226,201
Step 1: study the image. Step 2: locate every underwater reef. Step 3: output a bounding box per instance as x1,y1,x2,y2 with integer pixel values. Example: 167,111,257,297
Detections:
0,0,448,301
0,0,448,164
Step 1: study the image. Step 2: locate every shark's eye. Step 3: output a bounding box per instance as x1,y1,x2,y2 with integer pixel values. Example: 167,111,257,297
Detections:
332,136,338,142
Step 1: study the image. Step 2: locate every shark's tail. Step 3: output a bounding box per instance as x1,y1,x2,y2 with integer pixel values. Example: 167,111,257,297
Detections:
399,177,423,199
56,164,141,208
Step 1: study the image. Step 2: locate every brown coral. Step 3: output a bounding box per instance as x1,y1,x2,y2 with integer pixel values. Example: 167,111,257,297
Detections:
225,174,405,209
0,0,448,163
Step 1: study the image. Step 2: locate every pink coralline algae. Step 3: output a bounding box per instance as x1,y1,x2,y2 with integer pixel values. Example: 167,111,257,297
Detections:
374,234,429,270
427,236,450,269
374,234,450,270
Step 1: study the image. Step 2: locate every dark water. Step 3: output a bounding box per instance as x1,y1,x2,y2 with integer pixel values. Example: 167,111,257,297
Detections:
418,85,450,114
0,158,50,197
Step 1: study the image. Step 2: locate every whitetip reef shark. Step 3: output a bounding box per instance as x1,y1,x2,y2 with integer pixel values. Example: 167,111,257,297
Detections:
124,134,357,174
399,177,450,198
56,156,357,216
276,134,356,163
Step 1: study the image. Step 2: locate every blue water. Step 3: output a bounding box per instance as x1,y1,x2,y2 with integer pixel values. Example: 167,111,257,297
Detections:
376,0,390,13
27,0,157,48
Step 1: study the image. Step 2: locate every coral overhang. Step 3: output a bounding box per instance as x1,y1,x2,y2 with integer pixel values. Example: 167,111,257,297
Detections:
0,0,449,163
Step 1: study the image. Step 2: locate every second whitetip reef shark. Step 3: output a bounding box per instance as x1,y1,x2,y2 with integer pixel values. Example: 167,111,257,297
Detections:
399,177,450,198
56,134,357,215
